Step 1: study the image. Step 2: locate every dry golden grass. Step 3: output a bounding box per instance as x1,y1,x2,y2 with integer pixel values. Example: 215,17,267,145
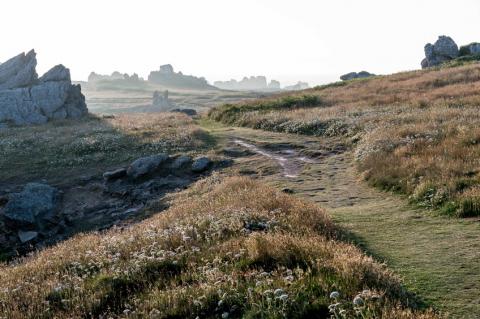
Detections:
209,62,480,216
0,176,437,318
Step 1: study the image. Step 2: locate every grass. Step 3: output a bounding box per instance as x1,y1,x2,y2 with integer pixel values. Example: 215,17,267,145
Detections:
0,113,209,184
208,62,480,217
0,176,438,318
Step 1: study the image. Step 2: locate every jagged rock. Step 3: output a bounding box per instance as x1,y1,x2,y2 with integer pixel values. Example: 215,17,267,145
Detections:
18,230,38,243
421,36,459,68
103,168,127,181
0,50,37,90
127,154,169,179
214,76,269,91
191,157,212,173
4,183,60,227
0,50,87,126
340,71,375,81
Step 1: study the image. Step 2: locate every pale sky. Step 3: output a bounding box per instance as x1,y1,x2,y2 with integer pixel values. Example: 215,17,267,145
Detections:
1,0,479,86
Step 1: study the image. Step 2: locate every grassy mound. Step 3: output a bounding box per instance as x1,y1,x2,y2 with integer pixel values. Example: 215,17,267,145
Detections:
0,113,209,183
208,63,480,217
0,177,437,318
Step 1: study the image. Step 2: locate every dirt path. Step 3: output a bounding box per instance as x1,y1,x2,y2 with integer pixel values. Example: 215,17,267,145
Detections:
202,121,480,318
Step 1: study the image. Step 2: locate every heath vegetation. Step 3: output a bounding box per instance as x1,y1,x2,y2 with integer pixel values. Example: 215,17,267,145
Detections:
209,62,480,217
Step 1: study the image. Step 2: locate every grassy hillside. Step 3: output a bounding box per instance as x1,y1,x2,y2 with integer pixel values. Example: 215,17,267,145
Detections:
209,62,480,217
0,176,437,318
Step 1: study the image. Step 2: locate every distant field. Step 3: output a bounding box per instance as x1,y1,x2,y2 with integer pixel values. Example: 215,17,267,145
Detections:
209,62,480,217
79,82,264,114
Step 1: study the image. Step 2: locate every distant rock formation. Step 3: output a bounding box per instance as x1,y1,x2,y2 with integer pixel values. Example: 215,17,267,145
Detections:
340,71,375,81
0,50,87,126
214,76,282,91
88,71,144,82
148,64,214,90
421,36,459,68
268,80,281,90
284,81,309,91
152,90,172,109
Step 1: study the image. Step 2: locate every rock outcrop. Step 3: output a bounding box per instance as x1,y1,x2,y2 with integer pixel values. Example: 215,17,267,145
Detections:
152,90,172,109
148,64,215,90
284,81,309,91
459,43,480,56
340,71,375,81
0,50,87,126
4,183,60,228
421,36,459,68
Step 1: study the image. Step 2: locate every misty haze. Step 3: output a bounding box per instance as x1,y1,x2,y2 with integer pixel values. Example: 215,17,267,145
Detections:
0,1,480,318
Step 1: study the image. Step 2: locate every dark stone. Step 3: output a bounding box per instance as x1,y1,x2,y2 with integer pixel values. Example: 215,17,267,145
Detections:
103,168,127,181
191,157,212,173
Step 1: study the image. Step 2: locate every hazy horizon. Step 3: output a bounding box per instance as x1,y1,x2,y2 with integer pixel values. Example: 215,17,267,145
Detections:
2,0,479,86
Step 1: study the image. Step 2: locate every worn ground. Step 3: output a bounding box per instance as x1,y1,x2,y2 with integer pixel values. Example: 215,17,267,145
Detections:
200,119,480,318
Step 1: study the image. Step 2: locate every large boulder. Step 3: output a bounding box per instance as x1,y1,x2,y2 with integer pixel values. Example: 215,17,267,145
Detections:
421,36,459,68
127,154,169,179
4,183,60,228
0,50,87,126
459,43,480,56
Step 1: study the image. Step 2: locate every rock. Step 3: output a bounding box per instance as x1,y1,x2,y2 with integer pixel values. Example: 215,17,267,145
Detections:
171,155,192,169
459,43,480,56
39,64,70,82
421,36,459,68
4,183,60,227
152,90,172,109
127,154,169,179
103,168,127,181
171,108,197,116
284,81,309,91
18,230,38,243
340,71,375,81
191,157,212,173
0,50,37,90
0,50,88,126
268,80,281,90
148,65,214,89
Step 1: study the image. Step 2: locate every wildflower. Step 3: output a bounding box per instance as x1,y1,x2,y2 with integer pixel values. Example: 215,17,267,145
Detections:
353,295,364,306
274,288,284,296
329,291,340,299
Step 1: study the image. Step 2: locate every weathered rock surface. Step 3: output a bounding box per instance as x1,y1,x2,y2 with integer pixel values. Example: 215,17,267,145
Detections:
459,43,480,56
4,183,60,227
0,50,87,126
18,230,39,243
0,50,37,90
127,154,169,179
103,168,127,181
192,157,212,173
421,36,459,68
171,155,192,169
340,71,375,81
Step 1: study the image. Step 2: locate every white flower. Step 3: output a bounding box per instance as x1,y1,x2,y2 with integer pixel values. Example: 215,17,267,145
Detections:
329,291,340,299
353,295,364,306
274,288,284,296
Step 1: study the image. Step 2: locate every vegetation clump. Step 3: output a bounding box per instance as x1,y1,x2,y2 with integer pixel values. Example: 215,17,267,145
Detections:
0,176,437,318
209,63,480,217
